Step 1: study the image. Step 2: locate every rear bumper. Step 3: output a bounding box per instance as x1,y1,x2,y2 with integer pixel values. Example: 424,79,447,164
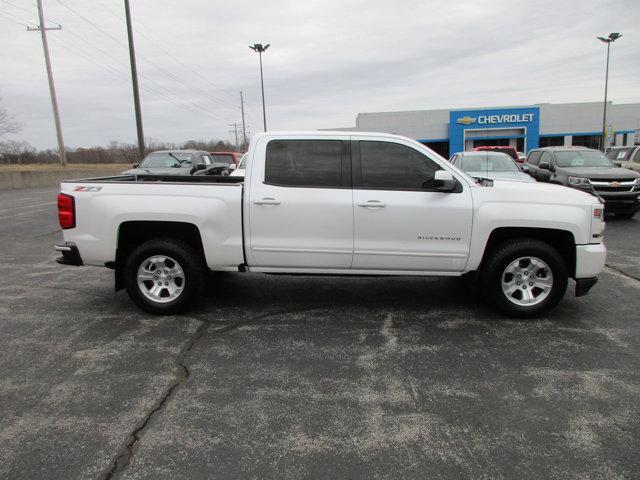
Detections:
575,243,606,278
55,242,83,266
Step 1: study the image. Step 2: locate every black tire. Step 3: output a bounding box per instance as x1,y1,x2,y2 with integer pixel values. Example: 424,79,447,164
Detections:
479,238,568,318
123,238,205,315
615,212,636,219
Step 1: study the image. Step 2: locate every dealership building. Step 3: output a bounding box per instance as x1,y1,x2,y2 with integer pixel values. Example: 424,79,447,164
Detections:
327,102,640,158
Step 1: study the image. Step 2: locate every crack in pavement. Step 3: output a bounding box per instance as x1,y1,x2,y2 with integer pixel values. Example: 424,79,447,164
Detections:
99,305,331,480
100,317,210,480
605,264,640,285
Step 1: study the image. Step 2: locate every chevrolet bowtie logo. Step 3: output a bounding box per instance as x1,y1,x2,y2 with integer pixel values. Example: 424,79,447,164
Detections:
456,116,477,125
610,181,620,187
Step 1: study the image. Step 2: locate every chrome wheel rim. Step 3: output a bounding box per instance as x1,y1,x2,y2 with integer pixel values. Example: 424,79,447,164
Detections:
501,256,553,307
137,255,185,303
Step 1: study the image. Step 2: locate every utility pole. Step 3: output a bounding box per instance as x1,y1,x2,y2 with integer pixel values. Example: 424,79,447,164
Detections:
239,91,247,150
229,123,240,152
29,0,66,166
124,0,145,160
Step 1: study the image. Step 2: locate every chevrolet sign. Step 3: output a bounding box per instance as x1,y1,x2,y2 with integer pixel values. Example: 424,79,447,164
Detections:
477,113,534,124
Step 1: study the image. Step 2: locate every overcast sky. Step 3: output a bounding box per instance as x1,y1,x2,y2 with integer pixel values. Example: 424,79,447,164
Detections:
1,0,639,149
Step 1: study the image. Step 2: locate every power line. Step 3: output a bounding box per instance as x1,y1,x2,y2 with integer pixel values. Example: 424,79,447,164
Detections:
87,0,242,110
48,34,233,122
56,0,240,114
0,8,36,27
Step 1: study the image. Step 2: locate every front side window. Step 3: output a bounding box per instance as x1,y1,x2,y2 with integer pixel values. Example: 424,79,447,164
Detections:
202,155,212,166
554,150,613,168
539,151,553,166
527,151,542,166
265,140,343,187
360,141,442,190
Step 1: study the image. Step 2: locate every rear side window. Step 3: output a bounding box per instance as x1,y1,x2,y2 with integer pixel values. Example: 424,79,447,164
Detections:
359,141,441,190
527,151,542,166
265,140,343,188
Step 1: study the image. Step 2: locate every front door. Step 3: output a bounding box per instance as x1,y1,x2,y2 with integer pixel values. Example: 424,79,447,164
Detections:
247,137,353,269
351,138,473,272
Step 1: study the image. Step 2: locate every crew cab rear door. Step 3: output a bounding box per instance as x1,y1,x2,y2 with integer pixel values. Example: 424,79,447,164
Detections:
245,135,353,269
351,137,473,272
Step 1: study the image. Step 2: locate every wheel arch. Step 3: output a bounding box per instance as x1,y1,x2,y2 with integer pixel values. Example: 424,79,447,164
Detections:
479,227,576,277
115,221,205,291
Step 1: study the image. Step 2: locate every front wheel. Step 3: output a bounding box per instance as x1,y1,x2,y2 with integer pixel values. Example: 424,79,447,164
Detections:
123,238,205,315
480,239,568,318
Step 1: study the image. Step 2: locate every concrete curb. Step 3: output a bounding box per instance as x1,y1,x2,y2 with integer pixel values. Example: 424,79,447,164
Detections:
0,167,126,190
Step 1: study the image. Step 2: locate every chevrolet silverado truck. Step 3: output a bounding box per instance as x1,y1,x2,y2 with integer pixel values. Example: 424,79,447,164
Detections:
55,132,607,317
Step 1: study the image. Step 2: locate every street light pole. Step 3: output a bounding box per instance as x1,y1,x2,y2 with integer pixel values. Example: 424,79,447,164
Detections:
597,32,622,151
249,43,270,132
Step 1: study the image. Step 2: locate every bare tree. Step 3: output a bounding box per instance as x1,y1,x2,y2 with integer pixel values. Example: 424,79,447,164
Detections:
0,98,22,137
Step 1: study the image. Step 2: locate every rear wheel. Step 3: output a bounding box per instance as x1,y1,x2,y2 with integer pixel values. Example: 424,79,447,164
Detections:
124,238,204,315
480,239,568,318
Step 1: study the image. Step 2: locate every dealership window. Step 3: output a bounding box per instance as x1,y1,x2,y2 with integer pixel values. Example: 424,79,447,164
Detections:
265,140,343,187
359,141,441,190
572,135,600,150
539,136,564,148
472,139,509,148
420,141,449,158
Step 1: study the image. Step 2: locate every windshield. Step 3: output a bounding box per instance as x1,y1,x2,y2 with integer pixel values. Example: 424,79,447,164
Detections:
554,150,613,168
238,154,247,169
460,153,519,173
211,154,235,165
139,152,194,168
606,148,633,162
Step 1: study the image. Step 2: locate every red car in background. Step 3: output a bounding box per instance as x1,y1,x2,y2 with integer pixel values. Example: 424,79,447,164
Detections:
473,146,522,163
209,152,243,170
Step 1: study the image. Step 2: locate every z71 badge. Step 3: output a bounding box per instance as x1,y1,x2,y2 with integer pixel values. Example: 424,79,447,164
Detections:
73,186,102,192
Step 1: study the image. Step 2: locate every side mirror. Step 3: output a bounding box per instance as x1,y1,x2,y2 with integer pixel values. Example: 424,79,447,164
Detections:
520,164,530,173
431,170,457,191
195,163,207,171
229,164,237,171
539,161,551,170
133,163,139,169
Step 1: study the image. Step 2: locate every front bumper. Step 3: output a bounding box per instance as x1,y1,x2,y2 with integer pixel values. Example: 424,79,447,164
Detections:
573,185,640,214
55,242,83,266
575,243,606,279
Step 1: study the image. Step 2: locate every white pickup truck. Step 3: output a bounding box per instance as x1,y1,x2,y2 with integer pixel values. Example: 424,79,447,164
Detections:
55,132,607,317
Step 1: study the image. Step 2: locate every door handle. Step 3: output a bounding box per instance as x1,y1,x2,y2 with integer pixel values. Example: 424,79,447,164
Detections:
357,200,387,208
253,197,281,205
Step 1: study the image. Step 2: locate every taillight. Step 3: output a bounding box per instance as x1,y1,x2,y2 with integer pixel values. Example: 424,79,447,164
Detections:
57,193,75,229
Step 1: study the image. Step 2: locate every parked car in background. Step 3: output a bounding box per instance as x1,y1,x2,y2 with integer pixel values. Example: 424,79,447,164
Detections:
209,152,242,170
122,150,223,176
605,146,640,172
525,146,640,218
231,153,247,177
450,151,535,183
517,151,526,163
473,146,522,163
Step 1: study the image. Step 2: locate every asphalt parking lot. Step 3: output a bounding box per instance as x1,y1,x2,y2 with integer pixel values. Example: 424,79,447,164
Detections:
1,186,639,479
